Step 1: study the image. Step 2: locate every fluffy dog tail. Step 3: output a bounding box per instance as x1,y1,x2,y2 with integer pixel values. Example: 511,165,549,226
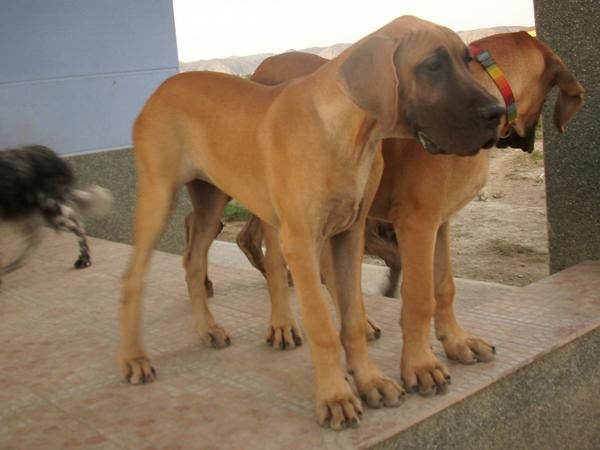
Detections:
71,185,113,217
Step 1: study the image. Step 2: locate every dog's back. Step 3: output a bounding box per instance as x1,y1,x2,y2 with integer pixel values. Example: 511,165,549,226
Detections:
0,145,74,220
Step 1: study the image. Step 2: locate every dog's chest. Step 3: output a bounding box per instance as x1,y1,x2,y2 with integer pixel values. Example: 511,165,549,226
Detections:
319,159,374,237
321,196,361,237
450,156,488,212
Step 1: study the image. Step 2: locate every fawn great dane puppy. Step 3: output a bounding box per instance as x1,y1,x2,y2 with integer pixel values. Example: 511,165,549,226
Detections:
232,31,584,396
121,16,503,429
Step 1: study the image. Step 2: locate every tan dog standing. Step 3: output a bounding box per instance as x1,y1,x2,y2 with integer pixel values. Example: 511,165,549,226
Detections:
233,32,584,396
120,16,503,429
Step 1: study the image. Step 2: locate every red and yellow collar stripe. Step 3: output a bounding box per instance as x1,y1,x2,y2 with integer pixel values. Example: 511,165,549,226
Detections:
469,45,518,124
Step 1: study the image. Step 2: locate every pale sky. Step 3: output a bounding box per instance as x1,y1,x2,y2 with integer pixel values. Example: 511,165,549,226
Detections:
173,0,535,62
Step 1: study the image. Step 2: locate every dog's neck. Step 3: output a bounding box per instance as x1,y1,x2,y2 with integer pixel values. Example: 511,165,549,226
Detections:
470,45,518,129
469,33,546,139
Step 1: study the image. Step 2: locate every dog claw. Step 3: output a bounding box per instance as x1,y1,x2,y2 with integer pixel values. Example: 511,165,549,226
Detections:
418,385,437,397
442,332,496,364
122,357,156,385
405,384,418,394
292,330,303,347
356,372,405,410
404,375,449,397
207,331,231,349
266,325,302,350
332,420,346,431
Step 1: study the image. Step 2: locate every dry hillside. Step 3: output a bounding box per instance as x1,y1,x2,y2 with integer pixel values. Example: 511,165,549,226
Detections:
179,26,531,75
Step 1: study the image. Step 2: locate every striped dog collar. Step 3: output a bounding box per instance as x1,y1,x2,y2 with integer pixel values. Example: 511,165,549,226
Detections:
469,45,518,124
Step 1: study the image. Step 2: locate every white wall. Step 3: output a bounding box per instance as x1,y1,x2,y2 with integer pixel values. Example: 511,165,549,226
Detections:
0,0,179,155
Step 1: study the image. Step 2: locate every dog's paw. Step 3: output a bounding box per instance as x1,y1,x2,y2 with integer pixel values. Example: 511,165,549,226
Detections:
199,324,231,349
119,354,156,385
365,317,382,341
266,324,303,350
401,348,450,397
316,379,363,430
354,369,405,409
441,332,496,364
74,255,91,269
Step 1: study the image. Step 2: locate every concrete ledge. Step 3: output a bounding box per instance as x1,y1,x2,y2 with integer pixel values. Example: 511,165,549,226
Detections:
376,328,599,450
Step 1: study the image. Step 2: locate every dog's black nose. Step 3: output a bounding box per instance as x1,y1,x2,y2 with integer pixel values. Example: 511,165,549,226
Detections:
480,104,505,127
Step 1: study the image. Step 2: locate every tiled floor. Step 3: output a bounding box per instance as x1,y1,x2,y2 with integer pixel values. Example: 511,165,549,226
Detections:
1,233,599,449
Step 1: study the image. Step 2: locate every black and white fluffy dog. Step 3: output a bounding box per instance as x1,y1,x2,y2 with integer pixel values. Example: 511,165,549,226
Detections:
0,145,112,281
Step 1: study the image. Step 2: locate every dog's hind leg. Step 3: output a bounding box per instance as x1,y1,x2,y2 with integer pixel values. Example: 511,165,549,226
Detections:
184,213,223,298
238,215,294,286
184,180,231,348
120,177,176,384
433,222,495,364
320,241,381,342
363,220,402,297
263,222,302,350
236,214,267,278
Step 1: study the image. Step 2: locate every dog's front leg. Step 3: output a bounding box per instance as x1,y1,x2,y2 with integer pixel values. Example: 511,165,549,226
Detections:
279,228,362,430
395,215,450,396
433,222,495,363
325,224,405,409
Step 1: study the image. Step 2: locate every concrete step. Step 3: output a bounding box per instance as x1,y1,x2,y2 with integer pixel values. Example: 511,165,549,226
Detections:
0,234,598,449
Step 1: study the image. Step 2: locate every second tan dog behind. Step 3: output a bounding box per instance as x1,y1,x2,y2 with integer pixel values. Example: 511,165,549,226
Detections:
228,32,584,396
120,16,504,429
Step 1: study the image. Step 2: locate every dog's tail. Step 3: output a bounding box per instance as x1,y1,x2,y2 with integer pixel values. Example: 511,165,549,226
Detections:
71,185,113,217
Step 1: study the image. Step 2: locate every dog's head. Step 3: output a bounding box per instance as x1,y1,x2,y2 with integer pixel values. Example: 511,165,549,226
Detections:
337,16,503,156
472,31,584,153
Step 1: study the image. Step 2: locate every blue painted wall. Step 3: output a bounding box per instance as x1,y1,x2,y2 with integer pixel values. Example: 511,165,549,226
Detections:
0,0,179,155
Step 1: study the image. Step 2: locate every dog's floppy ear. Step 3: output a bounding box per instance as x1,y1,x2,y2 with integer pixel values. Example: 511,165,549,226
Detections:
550,57,585,134
337,36,400,133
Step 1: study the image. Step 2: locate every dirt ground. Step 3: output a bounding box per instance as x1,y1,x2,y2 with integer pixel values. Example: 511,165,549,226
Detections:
218,142,548,287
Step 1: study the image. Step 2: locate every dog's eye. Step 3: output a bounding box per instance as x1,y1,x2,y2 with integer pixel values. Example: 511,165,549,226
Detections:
416,50,449,78
424,58,442,73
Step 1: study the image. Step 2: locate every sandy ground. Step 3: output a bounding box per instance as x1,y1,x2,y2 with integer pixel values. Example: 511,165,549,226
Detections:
446,143,548,286
218,143,548,288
